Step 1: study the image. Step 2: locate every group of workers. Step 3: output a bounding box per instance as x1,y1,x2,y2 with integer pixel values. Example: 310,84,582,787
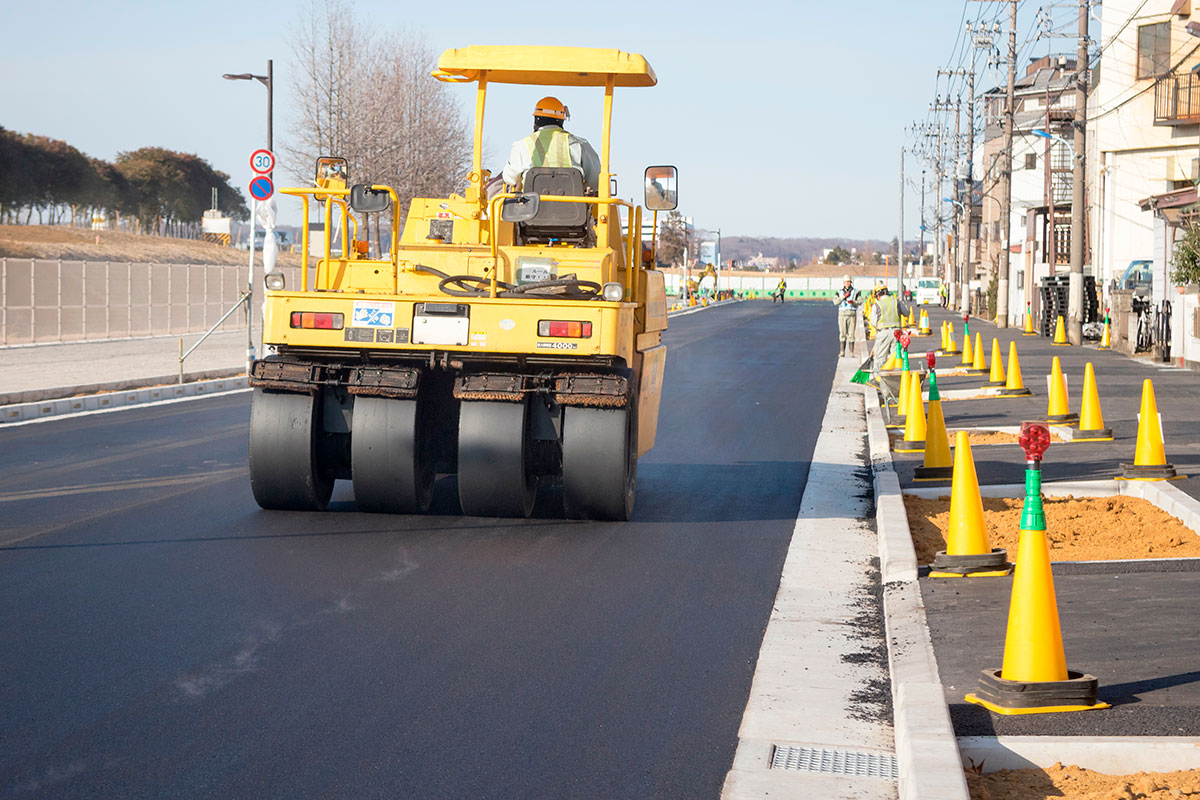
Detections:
832,276,911,374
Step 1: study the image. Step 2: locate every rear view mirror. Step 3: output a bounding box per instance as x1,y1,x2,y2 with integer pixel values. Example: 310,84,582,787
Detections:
350,184,390,213
315,156,348,190
501,192,541,223
644,166,677,211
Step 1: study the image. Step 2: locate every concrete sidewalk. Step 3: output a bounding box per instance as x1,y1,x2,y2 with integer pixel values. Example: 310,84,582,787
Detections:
0,330,250,406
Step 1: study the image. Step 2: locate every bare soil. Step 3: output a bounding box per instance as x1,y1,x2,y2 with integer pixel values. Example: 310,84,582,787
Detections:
954,430,1067,446
904,494,1200,564
967,763,1200,799
0,224,306,267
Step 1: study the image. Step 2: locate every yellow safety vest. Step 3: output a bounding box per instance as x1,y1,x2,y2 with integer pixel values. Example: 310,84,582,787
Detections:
525,128,573,169
874,294,901,329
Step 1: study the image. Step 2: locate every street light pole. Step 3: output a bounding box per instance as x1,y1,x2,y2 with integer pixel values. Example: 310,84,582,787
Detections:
222,59,274,172
1068,0,1089,345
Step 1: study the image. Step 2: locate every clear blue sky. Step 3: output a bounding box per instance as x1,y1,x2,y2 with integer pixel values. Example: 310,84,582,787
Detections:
0,0,1038,240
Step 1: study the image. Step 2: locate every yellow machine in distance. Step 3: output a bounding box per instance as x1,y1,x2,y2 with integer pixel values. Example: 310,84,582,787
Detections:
686,263,717,298
248,46,674,521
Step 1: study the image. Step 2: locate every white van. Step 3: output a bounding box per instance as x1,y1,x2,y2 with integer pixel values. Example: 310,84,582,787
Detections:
914,278,941,305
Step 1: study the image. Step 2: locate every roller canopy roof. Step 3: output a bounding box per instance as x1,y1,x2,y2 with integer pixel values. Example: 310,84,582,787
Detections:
434,46,656,87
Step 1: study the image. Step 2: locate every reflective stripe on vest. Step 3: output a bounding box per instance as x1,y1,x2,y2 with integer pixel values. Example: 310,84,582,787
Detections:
875,294,900,328
526,128,572,169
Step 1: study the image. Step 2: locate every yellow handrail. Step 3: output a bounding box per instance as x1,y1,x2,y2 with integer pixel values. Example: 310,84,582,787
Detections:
280,184,402,291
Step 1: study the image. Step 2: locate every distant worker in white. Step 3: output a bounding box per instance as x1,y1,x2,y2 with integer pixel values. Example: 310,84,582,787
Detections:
502,96,601,192
833,274,860,357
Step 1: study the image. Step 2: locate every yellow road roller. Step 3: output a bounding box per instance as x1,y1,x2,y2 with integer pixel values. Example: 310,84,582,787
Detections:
248,46,673,520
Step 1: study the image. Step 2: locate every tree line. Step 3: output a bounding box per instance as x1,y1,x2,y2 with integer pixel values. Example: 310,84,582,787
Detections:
0,128,248,235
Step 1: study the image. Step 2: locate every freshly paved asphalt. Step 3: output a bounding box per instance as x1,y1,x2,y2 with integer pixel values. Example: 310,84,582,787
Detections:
900,307,1200,737
0,300,838,799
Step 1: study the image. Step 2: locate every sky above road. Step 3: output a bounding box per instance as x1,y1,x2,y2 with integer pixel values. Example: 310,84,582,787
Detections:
0,0,1036,240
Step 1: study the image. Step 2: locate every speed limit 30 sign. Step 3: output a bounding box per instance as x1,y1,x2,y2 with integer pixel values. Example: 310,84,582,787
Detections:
250,149,275,175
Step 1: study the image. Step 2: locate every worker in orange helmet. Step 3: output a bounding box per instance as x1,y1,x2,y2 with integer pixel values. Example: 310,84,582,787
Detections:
501,96,601,193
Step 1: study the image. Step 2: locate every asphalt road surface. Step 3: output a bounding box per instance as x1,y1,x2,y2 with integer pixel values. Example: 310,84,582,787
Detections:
0,300,838,800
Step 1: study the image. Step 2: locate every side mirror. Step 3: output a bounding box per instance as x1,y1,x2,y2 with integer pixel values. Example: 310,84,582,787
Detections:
644,165,678,211
315,156,348,190
501,192,541,223
350,184,390,213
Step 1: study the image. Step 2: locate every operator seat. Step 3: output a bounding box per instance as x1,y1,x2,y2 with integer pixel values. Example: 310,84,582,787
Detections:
516,167,591,245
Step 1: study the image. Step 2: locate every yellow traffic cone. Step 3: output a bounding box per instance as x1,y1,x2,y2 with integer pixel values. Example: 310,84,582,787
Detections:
987,337,1006,385
945,322,959,354
919,309,931,336
1099,316,1111,349
1119,379,1180,479
965,449,1109,714
896,371,927,453
1023,308,1037,336
929,432,1011,576
940,320,948,351
960,327,974,366
998,341,1032,396
1052,315,1070,346
914,371,954,481
1074,363,1112,442
908,307,916,327
1046,356,1077,423
971,332,987,372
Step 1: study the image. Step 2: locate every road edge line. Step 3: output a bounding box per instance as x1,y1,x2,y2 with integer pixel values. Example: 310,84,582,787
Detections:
863,381,971,800
0,376,250,426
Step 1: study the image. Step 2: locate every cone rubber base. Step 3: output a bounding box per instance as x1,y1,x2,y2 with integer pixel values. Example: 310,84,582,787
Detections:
1052,342,1072,347
1047,413,1078,424
930,569,1014,578
997,387,1032,396
913,466,954,481
1119,463,1178,480
965,669,1109,715
930,548,1011,576
894,440,925,453
1022,332,1038,336
1072,428,1113,442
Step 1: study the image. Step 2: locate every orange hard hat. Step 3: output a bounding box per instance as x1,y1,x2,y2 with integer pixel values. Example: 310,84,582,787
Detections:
533,96,568,120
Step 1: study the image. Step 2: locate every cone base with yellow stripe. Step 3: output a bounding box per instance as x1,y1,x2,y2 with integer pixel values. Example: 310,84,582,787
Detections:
913,466,954,481
1047,413,1078,424
1072,428,1113,442
1118,463,1178,480
929,548,1012,578
965,669,1109,715
997,387,1033,396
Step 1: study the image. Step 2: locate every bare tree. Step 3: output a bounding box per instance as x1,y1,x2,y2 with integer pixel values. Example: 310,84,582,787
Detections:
287,1,471,242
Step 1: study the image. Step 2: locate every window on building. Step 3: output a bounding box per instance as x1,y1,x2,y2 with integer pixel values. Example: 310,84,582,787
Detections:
1137,22,1170,79
1025,153,1037,170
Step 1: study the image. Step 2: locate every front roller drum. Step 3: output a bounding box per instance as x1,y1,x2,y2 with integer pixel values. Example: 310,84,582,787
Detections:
249,389,334,511
562,405,636,521
457,400,537,518
351,396,433,514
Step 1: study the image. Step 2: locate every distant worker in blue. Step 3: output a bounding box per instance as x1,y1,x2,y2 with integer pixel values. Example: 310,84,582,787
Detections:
870,284,911,378
833,274,860,357
502,96,601,193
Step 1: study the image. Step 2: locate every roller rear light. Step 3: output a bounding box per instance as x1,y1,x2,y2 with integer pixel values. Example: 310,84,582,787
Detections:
538,320,592,338
290,312,344,330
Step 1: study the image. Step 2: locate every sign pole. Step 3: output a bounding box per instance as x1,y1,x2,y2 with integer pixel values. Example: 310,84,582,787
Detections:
247,199,256,377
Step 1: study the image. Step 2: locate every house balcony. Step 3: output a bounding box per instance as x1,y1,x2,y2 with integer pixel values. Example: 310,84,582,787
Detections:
1153,73,1200,125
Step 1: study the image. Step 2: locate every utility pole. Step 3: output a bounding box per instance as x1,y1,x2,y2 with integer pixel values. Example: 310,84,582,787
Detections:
996,0,1017,328
961,67,976,315
899,146,905,296
1068,0,1089,344
920,170,927,278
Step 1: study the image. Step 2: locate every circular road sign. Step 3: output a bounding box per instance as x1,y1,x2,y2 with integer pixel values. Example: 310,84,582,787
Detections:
249,148,275,175
248,175,274,201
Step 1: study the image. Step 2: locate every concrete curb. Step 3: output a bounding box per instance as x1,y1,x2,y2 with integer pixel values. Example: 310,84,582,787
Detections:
864,382,970,800
959,735,1200,773
0,367,245,407
666,297,742,317
0,376,250,425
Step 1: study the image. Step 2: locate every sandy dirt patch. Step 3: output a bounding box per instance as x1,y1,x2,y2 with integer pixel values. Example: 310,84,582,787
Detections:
904,494,1200,564
968,763,1200,799
0,224,307,267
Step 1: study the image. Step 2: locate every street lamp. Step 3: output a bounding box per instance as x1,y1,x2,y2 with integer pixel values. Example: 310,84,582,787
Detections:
223,60,273,157
1032,128,1074,159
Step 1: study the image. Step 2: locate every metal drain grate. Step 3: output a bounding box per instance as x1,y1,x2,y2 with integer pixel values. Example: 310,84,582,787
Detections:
770,745,898,779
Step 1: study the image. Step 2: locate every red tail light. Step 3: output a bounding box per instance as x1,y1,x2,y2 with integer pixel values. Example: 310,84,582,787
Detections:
538,320,592,338
290,312,345,330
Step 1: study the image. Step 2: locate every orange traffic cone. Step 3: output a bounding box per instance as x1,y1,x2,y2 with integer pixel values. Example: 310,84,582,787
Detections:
1074,363,1112,442
987,337,1006,385
971,332,987,373
1119,379,1180,479
1052,315,1070,346
929,432,1011,577
914,371,953,481
1046,356,1077,424
965,442,1108,714
1023,308,1037,336
896,371,927,453
961,326,975,366
998,341,1032,396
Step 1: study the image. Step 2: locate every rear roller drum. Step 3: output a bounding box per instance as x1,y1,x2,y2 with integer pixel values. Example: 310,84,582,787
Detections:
457,401,537,518
249,389,334,511
562,405,636,521
351,396,433,514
